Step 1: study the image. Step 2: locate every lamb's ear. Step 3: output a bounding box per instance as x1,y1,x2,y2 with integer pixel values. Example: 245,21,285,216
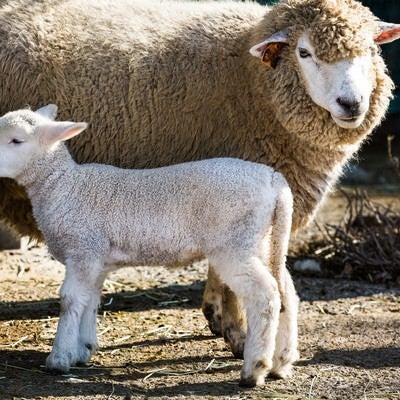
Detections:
35,104,58,121
375,22,400,44
249,29,289,68
37,121,88,145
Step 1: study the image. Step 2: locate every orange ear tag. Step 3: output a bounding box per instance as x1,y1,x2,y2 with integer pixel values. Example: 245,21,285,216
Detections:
261,42,288,69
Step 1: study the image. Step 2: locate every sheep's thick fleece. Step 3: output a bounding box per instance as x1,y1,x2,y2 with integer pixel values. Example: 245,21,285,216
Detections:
0,0,393,237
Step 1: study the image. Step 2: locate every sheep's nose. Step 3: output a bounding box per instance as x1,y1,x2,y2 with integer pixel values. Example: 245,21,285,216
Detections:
336,96,362,116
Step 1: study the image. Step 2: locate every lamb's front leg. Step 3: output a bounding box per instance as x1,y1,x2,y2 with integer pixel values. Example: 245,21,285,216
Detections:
46,259,104,372
77,272,107,364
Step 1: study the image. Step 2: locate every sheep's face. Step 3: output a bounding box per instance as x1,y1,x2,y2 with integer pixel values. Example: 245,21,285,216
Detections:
0,105,87,180
295,32,372,129
250,0,400,136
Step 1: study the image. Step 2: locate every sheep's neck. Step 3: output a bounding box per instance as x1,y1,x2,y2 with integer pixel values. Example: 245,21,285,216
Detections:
257,131,351,231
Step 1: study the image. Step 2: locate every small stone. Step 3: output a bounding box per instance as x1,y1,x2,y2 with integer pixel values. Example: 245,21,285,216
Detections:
293,259,321,274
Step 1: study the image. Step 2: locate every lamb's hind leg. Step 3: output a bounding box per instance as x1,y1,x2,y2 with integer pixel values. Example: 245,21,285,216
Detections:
270,268,299,379
268,183,299,378
46,258,105,372
213,255,281,387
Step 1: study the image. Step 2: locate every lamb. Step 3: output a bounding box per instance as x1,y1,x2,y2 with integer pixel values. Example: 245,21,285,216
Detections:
0,105,297,387
0,0,399,361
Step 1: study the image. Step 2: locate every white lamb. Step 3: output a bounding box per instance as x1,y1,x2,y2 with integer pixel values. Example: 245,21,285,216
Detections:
0,105,297,387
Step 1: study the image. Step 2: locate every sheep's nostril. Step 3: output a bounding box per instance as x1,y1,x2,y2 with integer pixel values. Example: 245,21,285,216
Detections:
336,97,361,116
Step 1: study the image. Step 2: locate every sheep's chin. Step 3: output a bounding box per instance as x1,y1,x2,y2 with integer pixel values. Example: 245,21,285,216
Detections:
331,114,365,129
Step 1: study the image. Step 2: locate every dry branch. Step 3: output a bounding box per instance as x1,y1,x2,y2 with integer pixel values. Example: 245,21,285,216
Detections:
306,191,400,283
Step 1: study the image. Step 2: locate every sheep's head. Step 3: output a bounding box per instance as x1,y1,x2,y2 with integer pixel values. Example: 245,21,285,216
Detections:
250,0,400,135
0,105,87,179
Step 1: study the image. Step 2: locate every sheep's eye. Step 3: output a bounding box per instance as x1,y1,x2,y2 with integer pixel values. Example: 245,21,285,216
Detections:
9,138,24,145
299,48,311,58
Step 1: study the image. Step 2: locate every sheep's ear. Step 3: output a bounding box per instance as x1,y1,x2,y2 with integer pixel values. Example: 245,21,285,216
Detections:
249,29,289,68
37,121,88,145
375,22,400,44
35,104,58,120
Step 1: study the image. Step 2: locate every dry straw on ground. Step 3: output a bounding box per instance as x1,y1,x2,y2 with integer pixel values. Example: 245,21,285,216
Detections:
304,190,400,284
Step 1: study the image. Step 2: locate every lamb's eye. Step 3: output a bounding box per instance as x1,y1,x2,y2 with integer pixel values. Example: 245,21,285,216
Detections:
299,48,311,58
9,138,24,145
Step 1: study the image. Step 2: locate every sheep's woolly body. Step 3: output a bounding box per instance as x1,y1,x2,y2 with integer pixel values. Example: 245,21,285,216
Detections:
0,0,394,237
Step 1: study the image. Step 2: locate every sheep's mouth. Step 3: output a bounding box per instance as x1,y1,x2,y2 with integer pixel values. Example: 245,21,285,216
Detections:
331,114,364,129
337,116,360,123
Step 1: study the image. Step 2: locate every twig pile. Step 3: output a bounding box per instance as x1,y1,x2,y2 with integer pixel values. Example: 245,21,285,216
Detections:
311,191,400,283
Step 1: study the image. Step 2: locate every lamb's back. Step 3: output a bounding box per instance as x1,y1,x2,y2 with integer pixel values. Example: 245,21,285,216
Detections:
41,158,281,265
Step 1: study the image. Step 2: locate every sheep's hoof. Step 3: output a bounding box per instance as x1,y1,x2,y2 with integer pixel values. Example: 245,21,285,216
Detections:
232,346,244,360
202,303,222,336
223,326,245,359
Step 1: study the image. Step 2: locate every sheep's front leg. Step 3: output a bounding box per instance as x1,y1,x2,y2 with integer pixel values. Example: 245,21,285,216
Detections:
46,259,104,372
270,269,299,379
221,285,247,359
203,267,247,357
202,266,224,336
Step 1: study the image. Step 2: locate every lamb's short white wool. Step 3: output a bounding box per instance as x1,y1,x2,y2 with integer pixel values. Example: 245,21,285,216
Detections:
0,105,298,387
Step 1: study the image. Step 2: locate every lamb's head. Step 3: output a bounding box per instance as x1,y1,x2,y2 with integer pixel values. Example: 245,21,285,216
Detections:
0,105,87,179
250,0,400,139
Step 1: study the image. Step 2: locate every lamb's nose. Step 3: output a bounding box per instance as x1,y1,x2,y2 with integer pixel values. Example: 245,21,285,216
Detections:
336,96,362,116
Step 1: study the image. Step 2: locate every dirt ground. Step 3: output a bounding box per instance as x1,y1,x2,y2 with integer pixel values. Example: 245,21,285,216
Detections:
0,192,399,400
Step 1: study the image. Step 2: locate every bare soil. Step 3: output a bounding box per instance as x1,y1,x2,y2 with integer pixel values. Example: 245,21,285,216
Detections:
0,192,399,400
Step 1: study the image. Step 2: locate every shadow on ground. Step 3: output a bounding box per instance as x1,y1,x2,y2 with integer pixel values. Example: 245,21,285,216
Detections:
299,347,400,369
1,277,398,322
0,348,244,399
0,281,204,321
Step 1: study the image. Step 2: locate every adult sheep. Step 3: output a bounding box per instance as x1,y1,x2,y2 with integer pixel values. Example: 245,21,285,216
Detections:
1,0,399,367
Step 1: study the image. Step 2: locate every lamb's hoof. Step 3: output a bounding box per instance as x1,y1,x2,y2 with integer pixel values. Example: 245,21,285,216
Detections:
271,348,298,379
269,364,294,380
202,303,222,336
76,342,95,365
239,376,257,388
239,359,269,388
223,327,245,359
45,352,72,373
239,374,265,388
